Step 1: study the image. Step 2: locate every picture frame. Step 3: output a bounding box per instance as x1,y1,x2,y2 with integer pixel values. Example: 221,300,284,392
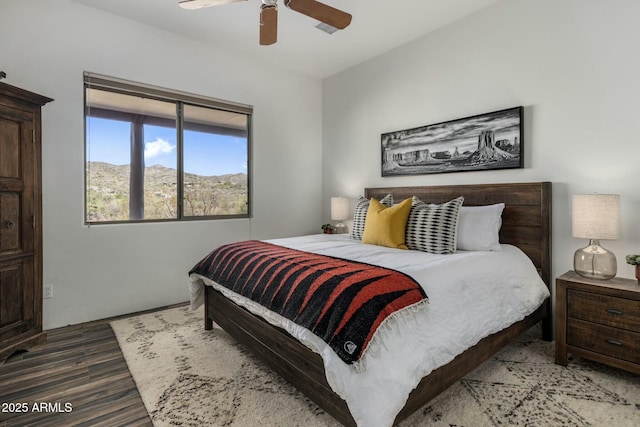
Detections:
381,106,523,176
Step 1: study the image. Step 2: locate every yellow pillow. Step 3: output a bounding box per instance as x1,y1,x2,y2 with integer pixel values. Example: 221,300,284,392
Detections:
362,197,412,249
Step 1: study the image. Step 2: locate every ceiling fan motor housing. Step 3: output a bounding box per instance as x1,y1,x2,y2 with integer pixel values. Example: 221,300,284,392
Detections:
179,0,352,45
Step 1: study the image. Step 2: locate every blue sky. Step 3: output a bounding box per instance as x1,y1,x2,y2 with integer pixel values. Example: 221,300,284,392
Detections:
86,117,247,176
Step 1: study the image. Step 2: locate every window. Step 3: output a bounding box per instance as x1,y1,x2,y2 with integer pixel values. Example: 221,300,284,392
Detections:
84,73,251,224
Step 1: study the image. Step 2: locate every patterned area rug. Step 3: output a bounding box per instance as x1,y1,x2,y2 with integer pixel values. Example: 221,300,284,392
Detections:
111,306,640,426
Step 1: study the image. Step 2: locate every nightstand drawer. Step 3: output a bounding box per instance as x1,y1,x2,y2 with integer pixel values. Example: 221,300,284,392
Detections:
568,289,640,332
567,318,640,365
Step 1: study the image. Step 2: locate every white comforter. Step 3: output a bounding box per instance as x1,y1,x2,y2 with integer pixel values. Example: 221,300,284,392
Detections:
189,234,550,427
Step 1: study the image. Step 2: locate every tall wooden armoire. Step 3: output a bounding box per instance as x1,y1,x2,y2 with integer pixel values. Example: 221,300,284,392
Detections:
0,81,53,362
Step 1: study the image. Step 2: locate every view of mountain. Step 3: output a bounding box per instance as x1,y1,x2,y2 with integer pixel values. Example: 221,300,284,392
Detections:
86,162,247,222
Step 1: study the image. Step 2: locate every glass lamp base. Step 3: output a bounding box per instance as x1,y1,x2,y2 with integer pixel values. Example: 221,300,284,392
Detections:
334,222,348,234
574,239,617,280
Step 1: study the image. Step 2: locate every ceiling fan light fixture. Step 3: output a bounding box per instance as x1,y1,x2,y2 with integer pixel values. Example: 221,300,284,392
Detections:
178,0,246,10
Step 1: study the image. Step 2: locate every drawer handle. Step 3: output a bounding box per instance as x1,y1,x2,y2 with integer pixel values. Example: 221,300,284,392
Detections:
606,339,623,347
606,308,623,316
5,219,14,229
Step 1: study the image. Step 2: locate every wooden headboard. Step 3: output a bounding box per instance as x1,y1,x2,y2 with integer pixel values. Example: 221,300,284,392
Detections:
364,182,552,288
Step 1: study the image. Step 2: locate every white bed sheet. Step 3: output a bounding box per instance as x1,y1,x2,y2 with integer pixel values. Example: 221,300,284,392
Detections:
189,234,550,427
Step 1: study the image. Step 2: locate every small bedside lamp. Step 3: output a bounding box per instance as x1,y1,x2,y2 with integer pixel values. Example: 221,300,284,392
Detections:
331,197,349,234
572,194,620,280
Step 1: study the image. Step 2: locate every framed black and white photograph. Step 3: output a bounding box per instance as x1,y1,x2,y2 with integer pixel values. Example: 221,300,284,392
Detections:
381,106,523,176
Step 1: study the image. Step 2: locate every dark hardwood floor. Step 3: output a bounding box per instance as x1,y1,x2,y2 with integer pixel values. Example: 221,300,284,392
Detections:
0,305,184,426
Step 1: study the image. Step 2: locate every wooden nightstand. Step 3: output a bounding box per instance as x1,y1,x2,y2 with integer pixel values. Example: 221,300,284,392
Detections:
555,271,640,374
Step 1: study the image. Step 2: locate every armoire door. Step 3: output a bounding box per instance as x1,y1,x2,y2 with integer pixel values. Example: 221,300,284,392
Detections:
0,102,37,347
0,82,52,362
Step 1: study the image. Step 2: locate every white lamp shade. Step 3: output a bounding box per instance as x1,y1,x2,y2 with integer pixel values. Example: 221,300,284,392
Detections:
331,197,349,221
572,194,620,240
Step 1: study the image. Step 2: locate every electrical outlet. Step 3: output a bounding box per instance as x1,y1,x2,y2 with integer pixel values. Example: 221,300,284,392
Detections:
43,284,53,299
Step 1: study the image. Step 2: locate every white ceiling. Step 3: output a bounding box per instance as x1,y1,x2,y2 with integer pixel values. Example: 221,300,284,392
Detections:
72,0,501,79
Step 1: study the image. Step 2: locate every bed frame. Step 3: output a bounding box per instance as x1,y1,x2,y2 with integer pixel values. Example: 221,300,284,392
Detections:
204,182,552,426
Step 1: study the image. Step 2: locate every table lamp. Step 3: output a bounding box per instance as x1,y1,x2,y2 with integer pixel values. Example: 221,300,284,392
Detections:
572,194,620,280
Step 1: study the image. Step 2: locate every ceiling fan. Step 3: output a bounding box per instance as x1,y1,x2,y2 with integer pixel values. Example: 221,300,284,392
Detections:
178,0,352,46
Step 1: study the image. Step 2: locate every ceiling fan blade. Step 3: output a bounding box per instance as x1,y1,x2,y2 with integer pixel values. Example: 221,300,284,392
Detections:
284,0,352,30
178,0,247,10
260,5,278,45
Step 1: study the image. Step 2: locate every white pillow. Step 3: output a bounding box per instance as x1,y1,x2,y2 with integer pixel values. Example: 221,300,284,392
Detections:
456,203,505,251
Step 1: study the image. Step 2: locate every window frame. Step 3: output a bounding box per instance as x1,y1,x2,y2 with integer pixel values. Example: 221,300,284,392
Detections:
84,72,252,225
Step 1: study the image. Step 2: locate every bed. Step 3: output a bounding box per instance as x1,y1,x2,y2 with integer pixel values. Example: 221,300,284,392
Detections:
190,182,552,426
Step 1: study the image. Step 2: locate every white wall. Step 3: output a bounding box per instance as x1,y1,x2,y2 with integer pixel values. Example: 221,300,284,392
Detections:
323,0,639,283
1,0,323,328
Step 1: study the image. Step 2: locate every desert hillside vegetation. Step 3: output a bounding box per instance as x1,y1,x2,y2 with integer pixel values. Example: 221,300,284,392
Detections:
86,162,247,221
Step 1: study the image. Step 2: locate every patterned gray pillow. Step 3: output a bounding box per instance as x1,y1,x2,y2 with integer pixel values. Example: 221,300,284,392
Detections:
406,196,464,254
350,194,393,240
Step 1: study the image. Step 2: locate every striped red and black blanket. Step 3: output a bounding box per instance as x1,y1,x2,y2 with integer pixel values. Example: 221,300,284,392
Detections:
189,240,428,364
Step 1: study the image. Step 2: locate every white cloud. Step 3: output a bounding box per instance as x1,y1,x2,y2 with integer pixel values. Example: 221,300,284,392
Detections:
145,138,175,158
